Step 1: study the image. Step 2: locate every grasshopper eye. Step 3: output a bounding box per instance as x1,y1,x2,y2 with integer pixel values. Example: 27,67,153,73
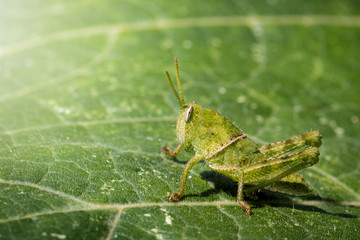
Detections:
184,105,193,123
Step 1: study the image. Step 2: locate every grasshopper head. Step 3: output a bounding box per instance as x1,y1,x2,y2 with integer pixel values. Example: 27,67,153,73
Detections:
176,101,202,150
165,58,202,151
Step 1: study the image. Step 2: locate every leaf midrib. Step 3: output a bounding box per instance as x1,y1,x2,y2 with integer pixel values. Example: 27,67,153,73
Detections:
2,177,359,223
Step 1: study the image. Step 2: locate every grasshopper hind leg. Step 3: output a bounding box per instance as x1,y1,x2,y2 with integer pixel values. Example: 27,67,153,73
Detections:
259,130,322,158
244,146,320,198
237,171,252,215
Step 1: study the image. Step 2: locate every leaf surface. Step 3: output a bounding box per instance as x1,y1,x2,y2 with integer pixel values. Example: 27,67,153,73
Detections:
1,1,360,239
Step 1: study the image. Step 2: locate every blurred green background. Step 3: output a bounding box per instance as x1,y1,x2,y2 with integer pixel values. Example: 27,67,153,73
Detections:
0,1,359,239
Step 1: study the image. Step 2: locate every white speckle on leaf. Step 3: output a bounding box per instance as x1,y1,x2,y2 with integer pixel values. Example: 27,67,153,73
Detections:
237,95,246,103
320,118,346,138
218,87,226,94
162,39,173,49
319,117,327,125
293,105,302,113
53,105,71,115
100,182,114,195
144,213,151,217
268,221,273,227
183,40,193,49
160,208,173,225
5,144,12,153
251,24,264,38
151,228,163,240
188,175,192,179
165,214,172,225
156,108,163,115
351,115,359,124
256,115,264,123
251,42,266,64
50,233,66,239
334,127,344,137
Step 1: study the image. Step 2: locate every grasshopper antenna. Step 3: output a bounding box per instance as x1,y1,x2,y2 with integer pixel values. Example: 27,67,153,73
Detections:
165,71,183,107
175,58,185,105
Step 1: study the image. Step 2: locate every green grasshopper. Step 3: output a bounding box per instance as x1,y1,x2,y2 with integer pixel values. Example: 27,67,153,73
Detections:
163,58,322,215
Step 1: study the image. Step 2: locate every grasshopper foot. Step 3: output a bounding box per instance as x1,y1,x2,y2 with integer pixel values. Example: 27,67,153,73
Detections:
162,147,177,157
169,192,182,201
238,201,252,215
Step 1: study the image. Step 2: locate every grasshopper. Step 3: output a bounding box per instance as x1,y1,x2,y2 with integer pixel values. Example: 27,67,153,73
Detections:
163,58,322,215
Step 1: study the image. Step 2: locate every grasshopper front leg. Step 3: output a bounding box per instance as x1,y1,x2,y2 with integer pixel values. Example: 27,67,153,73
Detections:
169,155,202,201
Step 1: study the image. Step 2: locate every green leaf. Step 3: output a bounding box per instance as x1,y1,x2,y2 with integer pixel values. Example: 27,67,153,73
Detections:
1,1,360,239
